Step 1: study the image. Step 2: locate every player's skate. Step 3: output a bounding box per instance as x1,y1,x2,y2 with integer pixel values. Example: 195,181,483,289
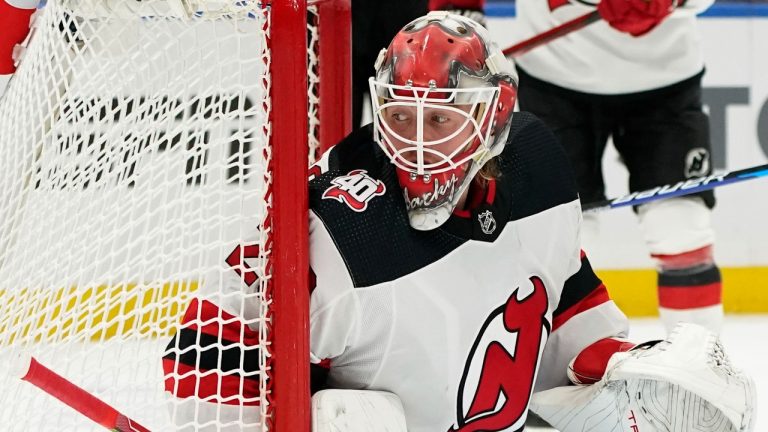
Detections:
530,323,755,432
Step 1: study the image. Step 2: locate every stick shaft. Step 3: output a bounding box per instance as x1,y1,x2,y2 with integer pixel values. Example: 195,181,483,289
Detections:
583,163,768,212
20,356,150,432
502,10,601,57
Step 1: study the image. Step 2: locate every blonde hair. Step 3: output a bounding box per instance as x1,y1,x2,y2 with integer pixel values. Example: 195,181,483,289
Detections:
475,157,501,186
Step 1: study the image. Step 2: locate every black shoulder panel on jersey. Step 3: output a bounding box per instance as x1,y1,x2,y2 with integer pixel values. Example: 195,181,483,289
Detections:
317,124,382,173
309,126,468,288
553,254,603,317
496,112,580,221
439,113,580,240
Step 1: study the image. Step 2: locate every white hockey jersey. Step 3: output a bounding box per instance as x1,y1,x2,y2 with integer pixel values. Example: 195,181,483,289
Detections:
307,112,629,432
513,0,714,94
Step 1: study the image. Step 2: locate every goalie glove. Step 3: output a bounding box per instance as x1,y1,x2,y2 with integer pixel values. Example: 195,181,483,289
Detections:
532,323,755,432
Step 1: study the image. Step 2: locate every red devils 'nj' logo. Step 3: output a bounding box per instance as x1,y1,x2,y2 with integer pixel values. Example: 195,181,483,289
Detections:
322,169,386,212
451,276,550,432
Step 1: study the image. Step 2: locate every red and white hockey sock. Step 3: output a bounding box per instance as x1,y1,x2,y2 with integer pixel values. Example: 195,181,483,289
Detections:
654,245,723,334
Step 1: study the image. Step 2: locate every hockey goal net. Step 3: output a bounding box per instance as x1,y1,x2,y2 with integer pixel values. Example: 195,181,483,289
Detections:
0,0,350,430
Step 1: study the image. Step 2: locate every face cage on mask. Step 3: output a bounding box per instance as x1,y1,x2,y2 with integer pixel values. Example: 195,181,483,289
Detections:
369,79,501,177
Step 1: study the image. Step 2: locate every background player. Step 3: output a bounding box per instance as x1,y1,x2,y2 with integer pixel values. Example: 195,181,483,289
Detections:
514,0,723,333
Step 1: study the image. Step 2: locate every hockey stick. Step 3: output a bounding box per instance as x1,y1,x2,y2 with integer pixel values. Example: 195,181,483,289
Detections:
582,162,768,212
502,10,601,57
16,355,151,432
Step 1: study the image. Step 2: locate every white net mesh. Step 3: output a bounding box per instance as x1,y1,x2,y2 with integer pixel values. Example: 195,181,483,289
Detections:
0,0,327,430
307,5,320,162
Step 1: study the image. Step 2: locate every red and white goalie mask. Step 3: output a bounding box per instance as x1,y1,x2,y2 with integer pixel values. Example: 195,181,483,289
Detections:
370,12,518,230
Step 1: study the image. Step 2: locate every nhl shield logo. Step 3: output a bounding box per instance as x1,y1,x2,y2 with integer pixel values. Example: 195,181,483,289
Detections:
322,169,386,212
477,210,496,235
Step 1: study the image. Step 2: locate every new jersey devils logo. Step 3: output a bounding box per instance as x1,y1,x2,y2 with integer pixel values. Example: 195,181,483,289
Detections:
322,169,386,212
685,148,710,178
451,276,550,432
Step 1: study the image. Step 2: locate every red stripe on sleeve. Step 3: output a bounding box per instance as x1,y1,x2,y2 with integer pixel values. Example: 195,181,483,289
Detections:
552,284,610,331
180,298,260,346
658,282,722,309
163,360,261,405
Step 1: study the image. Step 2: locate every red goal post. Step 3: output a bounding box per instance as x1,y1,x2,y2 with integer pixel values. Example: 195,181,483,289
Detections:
0,0,351,430
272,1,351,430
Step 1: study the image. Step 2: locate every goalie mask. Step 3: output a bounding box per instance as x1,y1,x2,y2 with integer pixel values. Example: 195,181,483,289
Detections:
370,12,517,231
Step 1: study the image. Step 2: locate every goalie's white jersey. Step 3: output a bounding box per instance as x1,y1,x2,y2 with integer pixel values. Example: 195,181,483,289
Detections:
514,0,714,94
307,113,629,432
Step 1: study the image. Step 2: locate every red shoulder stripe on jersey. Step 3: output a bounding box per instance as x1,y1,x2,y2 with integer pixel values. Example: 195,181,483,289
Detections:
162,359,260,405
553,253,606,331
180,298,260,345
552,284,610,331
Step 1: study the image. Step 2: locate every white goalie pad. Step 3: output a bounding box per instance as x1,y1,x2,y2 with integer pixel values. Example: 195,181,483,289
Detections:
311,389,408,432
530,323,755,432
